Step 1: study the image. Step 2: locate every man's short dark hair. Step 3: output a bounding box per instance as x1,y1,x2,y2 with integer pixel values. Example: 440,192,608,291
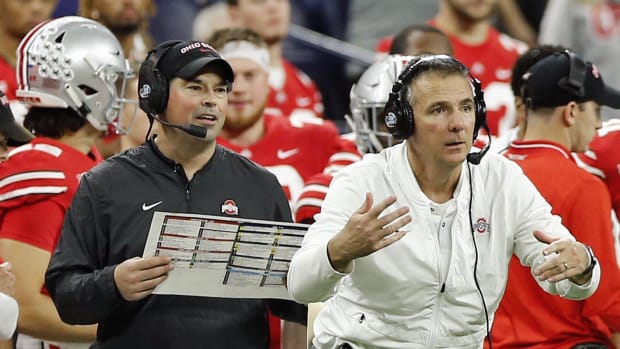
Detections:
389,24,449,55
24,108,85,139
225,0,238,5
511,44,566,97
403,55,470,106
208,27,267,51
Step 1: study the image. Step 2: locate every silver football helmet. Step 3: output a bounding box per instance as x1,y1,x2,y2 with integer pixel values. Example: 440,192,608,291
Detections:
347,54,417,153
16,16,136,133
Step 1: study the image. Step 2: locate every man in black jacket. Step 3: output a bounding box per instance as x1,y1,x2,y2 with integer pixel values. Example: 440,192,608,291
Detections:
45,40,306,349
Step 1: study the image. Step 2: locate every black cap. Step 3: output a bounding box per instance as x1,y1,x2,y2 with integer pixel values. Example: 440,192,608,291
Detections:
157,40,234,83
0,91,33,146
523,51,620,109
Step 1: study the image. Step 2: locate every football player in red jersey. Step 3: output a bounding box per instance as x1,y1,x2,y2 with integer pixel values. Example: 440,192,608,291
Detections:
0,88,30,349
431,0,528,137
210,28,360,209
0,17,134,349
208,27,359,349
227,0,324,119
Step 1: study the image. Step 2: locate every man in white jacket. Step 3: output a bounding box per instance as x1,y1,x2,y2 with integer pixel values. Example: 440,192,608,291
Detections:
287,55,600,349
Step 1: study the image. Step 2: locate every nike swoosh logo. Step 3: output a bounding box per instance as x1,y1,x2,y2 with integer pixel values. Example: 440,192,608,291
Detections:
277,148,299,159
142,201,163,211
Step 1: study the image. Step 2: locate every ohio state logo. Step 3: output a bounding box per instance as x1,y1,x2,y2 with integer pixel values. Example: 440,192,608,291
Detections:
139,84,151,98
474,217,490,234
180,42,214,54
221,199,239,216
385,112,398,128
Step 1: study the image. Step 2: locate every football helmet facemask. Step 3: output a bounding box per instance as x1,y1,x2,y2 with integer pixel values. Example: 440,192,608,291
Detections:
347,54,417,153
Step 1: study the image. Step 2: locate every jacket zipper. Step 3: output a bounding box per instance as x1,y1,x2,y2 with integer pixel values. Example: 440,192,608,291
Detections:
429,284,446,348
429,224,444,348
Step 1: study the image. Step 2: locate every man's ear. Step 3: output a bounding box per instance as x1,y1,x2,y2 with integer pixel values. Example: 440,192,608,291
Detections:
563,102,577,127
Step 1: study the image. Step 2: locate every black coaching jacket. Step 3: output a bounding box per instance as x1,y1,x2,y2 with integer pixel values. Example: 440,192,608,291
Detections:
45,139,306,349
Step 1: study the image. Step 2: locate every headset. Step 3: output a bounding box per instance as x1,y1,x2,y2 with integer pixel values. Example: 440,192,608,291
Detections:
522,50,588,110
138,40,183,116
382,55,490,164
138,40,208,138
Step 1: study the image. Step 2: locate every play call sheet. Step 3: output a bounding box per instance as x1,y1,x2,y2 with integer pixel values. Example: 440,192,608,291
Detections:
142,212,308,300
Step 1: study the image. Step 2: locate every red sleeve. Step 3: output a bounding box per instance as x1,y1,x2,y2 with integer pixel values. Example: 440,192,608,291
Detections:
295,173,333,224
323,135,361,176
563,179,620,331
582,128,620,219
0,199,65,252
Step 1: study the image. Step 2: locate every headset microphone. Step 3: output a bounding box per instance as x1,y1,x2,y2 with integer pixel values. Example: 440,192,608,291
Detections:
151,114,208,138
466,123,491,165
178,124,208,138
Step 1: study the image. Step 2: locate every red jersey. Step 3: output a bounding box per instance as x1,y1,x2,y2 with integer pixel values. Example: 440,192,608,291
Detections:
294,132,362,224
218,114,359,206
266,60,323,119
577,119,620,219
0,138,102,253
294,172,333,224
429,21,527,137
294,133,362,224
491,140,620,348
0,56,17,100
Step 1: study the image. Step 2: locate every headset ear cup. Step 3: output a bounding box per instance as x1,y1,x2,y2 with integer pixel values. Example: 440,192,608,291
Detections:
138,58,169,115
471,78,487,140
138,65,168,116
384,92,413,140
138,60,156,115
473,97,486,139
138,40,182,116
151,68,169,114
396,98,414,139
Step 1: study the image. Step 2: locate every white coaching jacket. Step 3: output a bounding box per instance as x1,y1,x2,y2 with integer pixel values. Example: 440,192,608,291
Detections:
287,141,600,349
